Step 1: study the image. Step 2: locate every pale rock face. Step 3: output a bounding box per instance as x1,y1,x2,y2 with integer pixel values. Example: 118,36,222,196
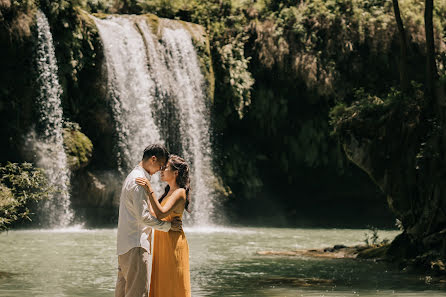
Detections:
339,95,446,267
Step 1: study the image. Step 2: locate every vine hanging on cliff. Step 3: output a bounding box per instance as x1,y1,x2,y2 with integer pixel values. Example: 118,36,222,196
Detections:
219,33,255,119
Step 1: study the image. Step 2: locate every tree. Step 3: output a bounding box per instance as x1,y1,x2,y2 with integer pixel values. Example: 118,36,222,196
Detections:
392,0,409,93
424,0,438,99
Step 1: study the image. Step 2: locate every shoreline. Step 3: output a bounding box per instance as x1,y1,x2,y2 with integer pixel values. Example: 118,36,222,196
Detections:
258,243,446,279
257,244,389,260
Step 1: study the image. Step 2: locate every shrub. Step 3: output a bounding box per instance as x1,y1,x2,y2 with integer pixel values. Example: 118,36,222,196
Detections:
0,162,53,231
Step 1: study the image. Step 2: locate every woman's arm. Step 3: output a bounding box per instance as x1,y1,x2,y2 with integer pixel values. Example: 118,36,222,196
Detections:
135,177,186,219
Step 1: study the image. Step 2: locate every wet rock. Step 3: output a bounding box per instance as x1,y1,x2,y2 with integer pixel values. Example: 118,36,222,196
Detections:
71,169,121,225
356,245,389,260
0,271,17,279
63,124,93,171
259,243,392,261
259,276,335,288
258,244,365,259
324,244,347,252
333,85,446,271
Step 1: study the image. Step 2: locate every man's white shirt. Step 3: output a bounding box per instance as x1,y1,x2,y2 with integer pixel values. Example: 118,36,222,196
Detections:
117,165,171,255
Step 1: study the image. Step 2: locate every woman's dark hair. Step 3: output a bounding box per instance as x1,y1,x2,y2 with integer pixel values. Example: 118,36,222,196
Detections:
159,155,191,212
142,144,169,162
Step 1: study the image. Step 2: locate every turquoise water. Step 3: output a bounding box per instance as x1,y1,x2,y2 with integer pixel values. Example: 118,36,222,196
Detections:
0,227,444,296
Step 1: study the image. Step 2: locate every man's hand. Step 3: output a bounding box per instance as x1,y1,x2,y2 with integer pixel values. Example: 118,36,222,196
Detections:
170,217,183,232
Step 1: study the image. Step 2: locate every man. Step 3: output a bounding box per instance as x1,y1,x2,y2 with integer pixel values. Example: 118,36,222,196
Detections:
115,144,182,297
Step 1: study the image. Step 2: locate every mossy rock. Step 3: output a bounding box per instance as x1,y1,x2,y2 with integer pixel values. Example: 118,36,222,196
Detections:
142,13,160,35
63,127,93,171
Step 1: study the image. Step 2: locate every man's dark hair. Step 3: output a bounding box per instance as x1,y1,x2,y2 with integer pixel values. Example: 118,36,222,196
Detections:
142,144,169,162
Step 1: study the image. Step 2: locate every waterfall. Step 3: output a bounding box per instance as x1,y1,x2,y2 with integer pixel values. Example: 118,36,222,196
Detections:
94,15,216,225
156,25,216,225
30,10,73,227
93,16,163,172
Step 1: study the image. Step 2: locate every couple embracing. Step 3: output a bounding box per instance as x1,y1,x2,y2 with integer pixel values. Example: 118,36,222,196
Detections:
115,144,191,297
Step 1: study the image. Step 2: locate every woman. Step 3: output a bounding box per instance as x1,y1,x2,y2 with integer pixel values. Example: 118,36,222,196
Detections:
135,155,191,297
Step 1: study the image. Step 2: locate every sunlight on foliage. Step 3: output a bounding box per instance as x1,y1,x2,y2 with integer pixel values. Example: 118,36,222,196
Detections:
0,162,53,231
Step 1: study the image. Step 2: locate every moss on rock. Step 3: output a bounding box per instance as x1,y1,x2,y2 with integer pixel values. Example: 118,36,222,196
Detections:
63,124,93,171
142,13,160,35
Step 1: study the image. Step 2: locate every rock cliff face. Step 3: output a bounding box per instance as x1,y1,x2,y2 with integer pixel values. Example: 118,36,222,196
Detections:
333,85,446,271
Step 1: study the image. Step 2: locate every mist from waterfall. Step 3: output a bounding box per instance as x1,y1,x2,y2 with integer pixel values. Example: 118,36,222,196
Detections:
94,16,216,225
30,10,73,227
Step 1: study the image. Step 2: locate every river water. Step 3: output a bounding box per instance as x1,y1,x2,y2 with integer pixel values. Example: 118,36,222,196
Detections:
0,227,444,296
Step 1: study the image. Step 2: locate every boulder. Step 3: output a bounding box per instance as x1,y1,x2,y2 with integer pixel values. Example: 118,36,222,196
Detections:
70,169,121,226
63,124,93,171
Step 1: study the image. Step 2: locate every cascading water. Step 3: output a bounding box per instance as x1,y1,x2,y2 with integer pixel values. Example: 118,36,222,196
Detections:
93,16,165,195
156,26,216,226
94,15,216,225
93,16,163,172
30,10,73,227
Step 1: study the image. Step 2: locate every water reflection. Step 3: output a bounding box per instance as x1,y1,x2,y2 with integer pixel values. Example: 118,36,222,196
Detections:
0,227,445,297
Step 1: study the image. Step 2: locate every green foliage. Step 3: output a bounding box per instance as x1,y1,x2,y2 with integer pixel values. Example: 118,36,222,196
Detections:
85,0,115,12
219,34,254,118
3,0,446,223
38,0,103,84
113,0,255,117
414,115,443,171
186,1,254,118
330,82,425,138
136,0,185,17
255,0,397,97
329,88,387,137
37,0,115,14
0,162,53,231
220,143,264,197
35,0,446,121
202,0,446,201
4,0,35,11
0,0,36,40
363,226,390,247
264,0,295,11
364,226,380,246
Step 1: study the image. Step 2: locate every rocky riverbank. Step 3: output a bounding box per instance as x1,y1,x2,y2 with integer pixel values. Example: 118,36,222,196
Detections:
258,242,446,277
258,244,388,260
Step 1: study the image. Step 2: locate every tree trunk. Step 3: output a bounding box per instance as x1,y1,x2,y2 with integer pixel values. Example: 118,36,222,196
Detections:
392,0,409,93
424,0,438,99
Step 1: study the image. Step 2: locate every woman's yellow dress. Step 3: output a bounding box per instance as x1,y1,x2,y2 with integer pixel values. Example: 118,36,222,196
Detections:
149,198,191,297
